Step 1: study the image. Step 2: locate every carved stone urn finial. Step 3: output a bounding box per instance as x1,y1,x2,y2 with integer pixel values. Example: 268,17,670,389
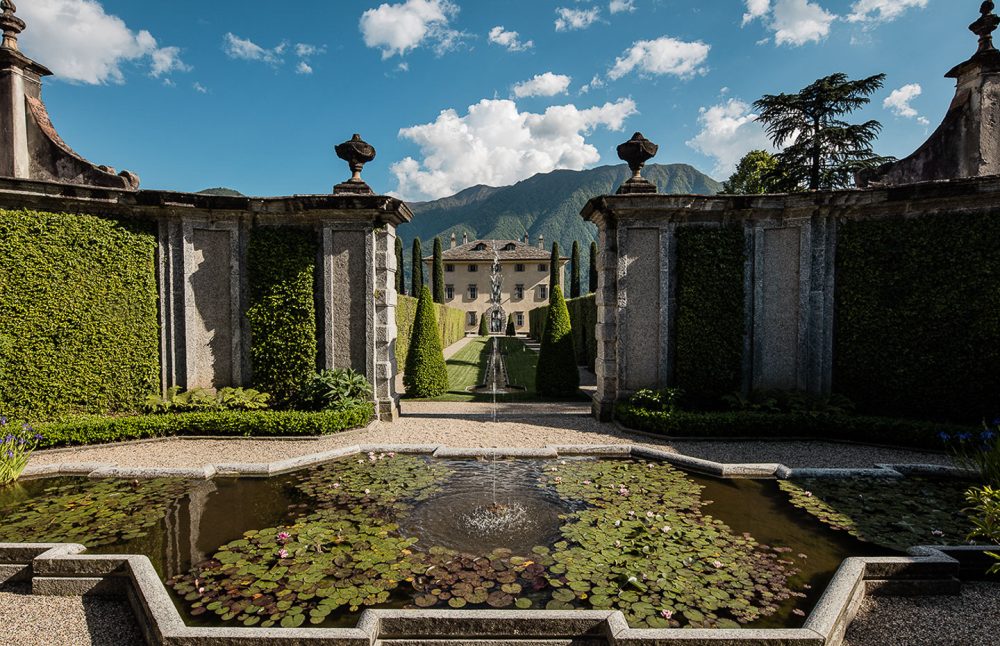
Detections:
0,1,25,51
972,1,1000,53
615,132,659,195
334,134,376,195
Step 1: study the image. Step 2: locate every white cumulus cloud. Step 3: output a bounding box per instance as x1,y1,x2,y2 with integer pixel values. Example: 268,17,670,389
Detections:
18,0,189,84
489,26,533,52
608,36,710,80
686,99,774,178
742,0,836,47
391,97,638,200
513,73,572,98
223,33,285,65
884,83,929,125
360,0,463,59
555,7,601,32
847,0,927,24
609,0,636,14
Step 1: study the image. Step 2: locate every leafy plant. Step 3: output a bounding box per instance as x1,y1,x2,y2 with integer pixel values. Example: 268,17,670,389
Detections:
941,423,1000,487
404,286,449,398
965,486,1000,575
0,417,42,485
722,390,855,416
144,387,270,413
535,286,579,398
298,369,372,412
629,388,685,413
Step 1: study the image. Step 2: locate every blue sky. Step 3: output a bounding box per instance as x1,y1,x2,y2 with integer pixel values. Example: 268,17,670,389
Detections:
16,1,975,200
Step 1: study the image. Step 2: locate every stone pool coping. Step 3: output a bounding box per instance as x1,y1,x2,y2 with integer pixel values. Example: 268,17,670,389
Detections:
4,443,995,645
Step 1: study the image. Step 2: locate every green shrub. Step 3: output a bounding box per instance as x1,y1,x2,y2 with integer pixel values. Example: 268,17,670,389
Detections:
630,388,685,413
965,486,1000,575
432,237,445,304
722,390,855,416
589,241,599,294
144,387,270,414
549,242,561,292
404,287,449,398
529,294,596,368
247,228,318,406
835,214,1000,422
395,235,406,296
34,406,374,449
674,225,746,407
616,404,972,451
411,238,423,296
570,241,581,299
506,314,516,337
395,295,465,368
536,286,579,397
0,209,160,420
478,313,490,337
298,369,373,412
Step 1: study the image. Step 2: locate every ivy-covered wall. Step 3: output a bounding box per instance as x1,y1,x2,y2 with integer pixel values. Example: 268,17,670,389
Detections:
247,228,318,405
673,225,746,406
834,213,1000,422
529,294,597,368
395,295,465,369
0,209,160,420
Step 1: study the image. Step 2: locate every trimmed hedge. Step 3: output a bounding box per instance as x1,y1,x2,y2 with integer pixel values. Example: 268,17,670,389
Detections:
536,286,579,397
247,228,318,405
529,294,597,369
835,214,1000,423
395,295,465,368
674,225,746,406
35,405,374,449
404,286,449,397
616,404,972,452
0,209,159,420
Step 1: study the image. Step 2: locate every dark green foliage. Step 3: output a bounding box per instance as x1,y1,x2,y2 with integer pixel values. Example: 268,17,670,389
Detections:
616,404,972,451
589,241,598,293
570,241,581,298
722,390,855,416
754,73,892,190
834,214,1000,422
395,295,465,369
965,487,1000,574
411,238,423,296
432,237,445,303
722,150,784,194
247,228,318,406
404,287,449,398
529,294,596,368
506,314,516,337
478,313,490,337
395,236,406,296
298,369,373,412
674,226,745,407
536,286,579,397
144,387,270,413
0,209,159,420
34,406,374,449
629,388,685,414
549,242,561,294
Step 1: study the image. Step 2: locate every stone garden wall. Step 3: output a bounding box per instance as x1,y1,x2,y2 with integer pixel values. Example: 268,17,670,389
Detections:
0,177,411,420
584,176,1000,423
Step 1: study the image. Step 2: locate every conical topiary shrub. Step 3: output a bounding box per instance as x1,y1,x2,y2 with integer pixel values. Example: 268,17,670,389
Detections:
536,286,580,397
478,313,490,337
506,314,516,337
404,286,449,398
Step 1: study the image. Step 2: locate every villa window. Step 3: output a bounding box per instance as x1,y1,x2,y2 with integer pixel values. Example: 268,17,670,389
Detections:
445,285,454,300
469,264,478,272
539,263,548,272
445,264,455,273
514,284,524,299
474,243,487,251
516,312,524,327
515,263,525,272
468,284,478,299
504,243,517,251
538,285,548,300
467,312,477,325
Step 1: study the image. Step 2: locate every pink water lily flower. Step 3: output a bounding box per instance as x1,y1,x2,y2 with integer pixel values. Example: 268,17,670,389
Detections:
278,548,289,559
277,532,291,543
660,609,673,619
646,511,655,519
712,560,723,568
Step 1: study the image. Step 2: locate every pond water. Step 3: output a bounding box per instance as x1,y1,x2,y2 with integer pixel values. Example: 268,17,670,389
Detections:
0,455,972,631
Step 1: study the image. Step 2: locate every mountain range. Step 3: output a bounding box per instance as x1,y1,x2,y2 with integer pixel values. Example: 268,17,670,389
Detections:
397,163,721,286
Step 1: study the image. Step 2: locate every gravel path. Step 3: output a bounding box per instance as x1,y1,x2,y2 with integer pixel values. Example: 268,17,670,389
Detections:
28,411,951,470
845,582,1000,646
0,581,144,645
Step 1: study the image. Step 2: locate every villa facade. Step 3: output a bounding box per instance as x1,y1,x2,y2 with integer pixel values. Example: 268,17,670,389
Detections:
424,234,568,334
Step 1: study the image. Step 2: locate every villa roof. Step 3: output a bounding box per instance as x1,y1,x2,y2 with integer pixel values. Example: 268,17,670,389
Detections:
426,240,567,262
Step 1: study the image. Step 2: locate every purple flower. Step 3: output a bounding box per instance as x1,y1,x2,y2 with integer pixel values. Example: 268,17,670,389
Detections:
0,416,7,426
938,432,951,443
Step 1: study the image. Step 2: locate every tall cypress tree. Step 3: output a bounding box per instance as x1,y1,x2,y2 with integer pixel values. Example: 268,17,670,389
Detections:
570,241,581,299
411,238,423,297
432,237,445,304
395,236,405,296
589,241,599,293
404,286,449,398
536,286,580,397
549,241,560,298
